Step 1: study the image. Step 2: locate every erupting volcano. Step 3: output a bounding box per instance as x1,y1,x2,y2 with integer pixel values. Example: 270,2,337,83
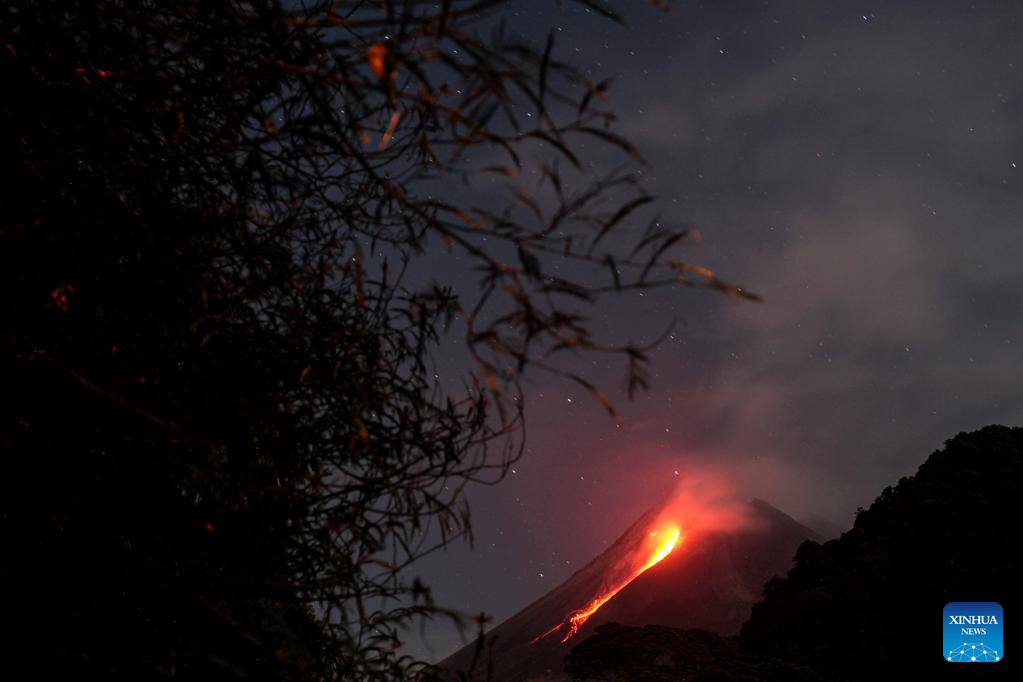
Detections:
439,495,821,682
532,526,682,644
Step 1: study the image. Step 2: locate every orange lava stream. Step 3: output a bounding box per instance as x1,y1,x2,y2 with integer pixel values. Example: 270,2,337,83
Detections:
532,527,682,645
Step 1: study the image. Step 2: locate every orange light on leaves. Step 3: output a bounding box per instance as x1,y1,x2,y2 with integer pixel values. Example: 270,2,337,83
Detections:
367,43,389,80
532,526,682,645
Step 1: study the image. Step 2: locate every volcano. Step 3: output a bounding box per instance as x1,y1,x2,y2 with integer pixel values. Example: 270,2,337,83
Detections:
438,498,819,682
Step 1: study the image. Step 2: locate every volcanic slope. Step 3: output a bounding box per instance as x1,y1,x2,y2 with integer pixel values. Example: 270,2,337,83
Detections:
438,498,819,682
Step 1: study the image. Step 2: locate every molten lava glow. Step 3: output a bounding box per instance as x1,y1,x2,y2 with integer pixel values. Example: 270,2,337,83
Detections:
532,527,682,645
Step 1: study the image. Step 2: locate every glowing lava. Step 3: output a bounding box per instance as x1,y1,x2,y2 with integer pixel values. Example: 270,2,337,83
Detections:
532,526,682,645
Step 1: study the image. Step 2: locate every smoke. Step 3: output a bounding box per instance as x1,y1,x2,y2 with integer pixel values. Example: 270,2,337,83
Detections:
604,2,1023,525
654,467,754,538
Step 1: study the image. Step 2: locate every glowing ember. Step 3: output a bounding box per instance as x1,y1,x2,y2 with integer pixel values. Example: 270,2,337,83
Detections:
532,527,682,645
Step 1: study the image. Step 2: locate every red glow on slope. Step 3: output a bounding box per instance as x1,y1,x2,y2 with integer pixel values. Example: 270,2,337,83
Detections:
532,526,682,645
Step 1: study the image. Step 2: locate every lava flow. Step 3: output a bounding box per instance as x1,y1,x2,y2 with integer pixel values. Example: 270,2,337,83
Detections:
531,526,682,645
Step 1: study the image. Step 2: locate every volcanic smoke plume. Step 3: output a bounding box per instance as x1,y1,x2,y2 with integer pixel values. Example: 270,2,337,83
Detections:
439,477,817,682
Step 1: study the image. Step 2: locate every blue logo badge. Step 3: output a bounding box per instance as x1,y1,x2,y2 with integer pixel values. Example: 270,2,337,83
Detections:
943,602,1002,662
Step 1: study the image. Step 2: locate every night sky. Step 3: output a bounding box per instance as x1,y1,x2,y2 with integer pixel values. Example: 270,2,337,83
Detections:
408,1,1023,661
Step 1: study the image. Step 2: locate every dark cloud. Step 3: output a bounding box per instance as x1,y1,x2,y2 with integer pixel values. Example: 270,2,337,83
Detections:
407,1,1023,661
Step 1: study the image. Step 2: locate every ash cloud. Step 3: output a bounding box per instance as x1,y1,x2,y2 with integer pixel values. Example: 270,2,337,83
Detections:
605,2,1023,522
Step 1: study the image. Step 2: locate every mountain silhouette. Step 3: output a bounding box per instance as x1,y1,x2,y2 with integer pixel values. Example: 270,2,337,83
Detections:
438,498,819,681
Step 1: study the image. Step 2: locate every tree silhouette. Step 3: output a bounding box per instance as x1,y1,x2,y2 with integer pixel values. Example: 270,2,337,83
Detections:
739,425,1022,679
2,1,754,678
565,623,823,682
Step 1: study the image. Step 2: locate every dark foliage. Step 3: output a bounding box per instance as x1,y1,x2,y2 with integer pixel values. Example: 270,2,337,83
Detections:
1,1,750,679
564,623,819,682
565,426,1021,681
739,424,1022,679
